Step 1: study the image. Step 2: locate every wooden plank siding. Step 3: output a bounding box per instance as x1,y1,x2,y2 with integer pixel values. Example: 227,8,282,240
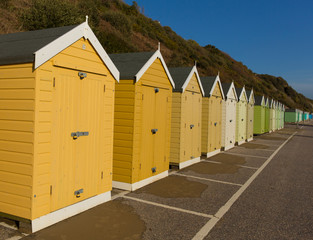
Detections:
170,92,182,163
0,63,35,219
113,80,135,183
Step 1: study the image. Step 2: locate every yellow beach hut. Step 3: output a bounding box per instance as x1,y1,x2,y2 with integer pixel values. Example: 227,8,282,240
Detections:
246,89,255,142
168,65,204,169
221,82,238,151
0,21,119,232
200,75,225,157
109,49,174,191
235,87,248,145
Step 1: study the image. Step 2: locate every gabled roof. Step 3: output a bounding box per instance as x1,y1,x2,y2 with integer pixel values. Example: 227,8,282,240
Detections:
221,82,238,101
235,86,248,102
265,97,269,107
254,95,264,106
0,21,119,81
200,75,225,99
269,99,275,108
169,65,204,96
109,50,175,88
246,89,255,104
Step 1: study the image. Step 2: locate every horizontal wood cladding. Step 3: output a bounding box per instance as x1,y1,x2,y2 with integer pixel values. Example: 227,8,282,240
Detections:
170,93,182,164
0,63,35,220
113,80,135,183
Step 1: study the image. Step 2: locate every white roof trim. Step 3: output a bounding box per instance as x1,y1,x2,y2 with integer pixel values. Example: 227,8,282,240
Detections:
34,22,120,82
181,65,205,96
209,75,225,99
248,89,255,104
238,86,248,102
135,50,175,88
225,81,238,101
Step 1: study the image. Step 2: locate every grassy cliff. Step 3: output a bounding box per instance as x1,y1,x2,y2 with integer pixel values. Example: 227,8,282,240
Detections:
1,0,312,111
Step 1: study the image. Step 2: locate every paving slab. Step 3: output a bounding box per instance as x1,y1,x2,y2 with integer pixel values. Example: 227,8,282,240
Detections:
128,175,239,216
122,198,208,240
226,146,273,157
180,161,256,185
220,153,267,168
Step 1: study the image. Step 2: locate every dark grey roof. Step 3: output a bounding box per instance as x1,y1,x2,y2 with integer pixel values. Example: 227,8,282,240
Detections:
109,52,155,80
235,87,243,98
168,67,193,92
246,90,252,99
254,95,264,105
200,76,216,96
0,25,79,66
221,82,232,98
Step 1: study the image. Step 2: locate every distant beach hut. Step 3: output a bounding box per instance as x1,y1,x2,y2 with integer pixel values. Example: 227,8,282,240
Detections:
200,74,225,157
246,89,255,141
235,87,248,145
221,82,238,151
168,65,204,169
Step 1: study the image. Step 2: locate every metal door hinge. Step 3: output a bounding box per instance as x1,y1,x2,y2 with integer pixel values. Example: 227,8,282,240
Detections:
53,78,56,88
101,171,103,179
104,85,106,92
142,94,144,100
74,189,84,198
50,185,52,195
71,131,89,140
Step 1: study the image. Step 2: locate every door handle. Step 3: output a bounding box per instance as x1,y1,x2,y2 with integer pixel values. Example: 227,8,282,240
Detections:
71,131,89,140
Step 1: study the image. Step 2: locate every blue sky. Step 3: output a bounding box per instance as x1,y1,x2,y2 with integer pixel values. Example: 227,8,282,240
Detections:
124,0,313,99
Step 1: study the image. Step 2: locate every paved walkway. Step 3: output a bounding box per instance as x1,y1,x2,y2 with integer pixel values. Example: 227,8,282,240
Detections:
1,123,312,240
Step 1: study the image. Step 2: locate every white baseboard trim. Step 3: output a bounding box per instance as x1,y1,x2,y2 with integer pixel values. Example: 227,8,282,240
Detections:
112,170,168,191
223,144,235,151
178,157,201,169
205,149,221,158
32,191,111,233
237,140,245,146
247,137,253,142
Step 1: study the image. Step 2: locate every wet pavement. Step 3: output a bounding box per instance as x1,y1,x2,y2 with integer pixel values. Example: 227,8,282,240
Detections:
1,123,312,240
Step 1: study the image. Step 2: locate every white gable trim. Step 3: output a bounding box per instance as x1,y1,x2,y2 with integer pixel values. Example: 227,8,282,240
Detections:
238,86,248,102
261,96,265,106
34,22,120,82
248,89,255,104
226,81,238,101
134,50,175,88
181,65,205,96
209,75,225,99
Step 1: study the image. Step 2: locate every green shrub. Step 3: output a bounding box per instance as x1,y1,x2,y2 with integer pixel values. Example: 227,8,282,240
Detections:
101,10,132,35
21,0,82,30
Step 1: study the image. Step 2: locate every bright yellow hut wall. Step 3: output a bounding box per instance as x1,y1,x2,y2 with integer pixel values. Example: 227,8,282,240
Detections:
0,38,115,220
113,58,172,184
201,83,223,154
0,63,35,220
170,73,202,164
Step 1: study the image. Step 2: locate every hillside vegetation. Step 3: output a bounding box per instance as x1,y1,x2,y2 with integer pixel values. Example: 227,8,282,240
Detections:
1,0,312,112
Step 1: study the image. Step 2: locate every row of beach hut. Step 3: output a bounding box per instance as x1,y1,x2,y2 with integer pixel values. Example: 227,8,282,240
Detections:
285,109,312,123
253,96,285,134
0,21,308,232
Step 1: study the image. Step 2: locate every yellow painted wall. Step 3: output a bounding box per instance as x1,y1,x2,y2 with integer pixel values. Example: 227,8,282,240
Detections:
170,73,202,165
113,58,172,184
201,83,223,154
0,63,35,220
0,38,116,220
236,93,247,142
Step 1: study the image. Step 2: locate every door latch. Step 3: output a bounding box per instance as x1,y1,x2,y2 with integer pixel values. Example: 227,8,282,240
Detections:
151,129,158,134
74,189,84,198
214,122,217,126
151,167,156,173
190,124,194,129
71,131,89,140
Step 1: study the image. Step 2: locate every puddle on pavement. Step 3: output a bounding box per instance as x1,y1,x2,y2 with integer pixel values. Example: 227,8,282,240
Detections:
208,153,246,165
240,143,269,149
258,136,285,140
24,199,145,240
134,175,207,198
181,162,240,175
